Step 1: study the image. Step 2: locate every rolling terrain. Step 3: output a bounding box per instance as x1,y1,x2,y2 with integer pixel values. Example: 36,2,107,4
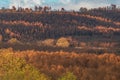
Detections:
0,6,120,80
0,7,120,53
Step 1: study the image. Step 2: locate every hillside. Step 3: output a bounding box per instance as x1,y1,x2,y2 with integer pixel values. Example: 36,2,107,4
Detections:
0,7,120,53
0,5,120,80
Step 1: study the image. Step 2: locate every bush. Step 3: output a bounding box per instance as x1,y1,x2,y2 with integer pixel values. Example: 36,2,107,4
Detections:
7,38,22,45
56,37,70,48
42,39,55,47
58,72,77,80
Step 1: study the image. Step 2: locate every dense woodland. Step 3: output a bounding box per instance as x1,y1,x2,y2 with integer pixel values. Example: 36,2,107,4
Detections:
0,48,120,80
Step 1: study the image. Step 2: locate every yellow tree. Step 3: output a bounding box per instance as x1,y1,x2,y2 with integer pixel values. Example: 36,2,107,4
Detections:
56,37,70,48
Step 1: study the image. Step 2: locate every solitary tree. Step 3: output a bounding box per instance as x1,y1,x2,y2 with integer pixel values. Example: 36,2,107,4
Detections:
43,6,51,12
61,8,65,12
12,6,16,12
35,6,38,11
39,6,43,11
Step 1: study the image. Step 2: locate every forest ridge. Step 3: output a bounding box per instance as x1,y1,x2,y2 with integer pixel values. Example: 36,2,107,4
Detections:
0,4,120,53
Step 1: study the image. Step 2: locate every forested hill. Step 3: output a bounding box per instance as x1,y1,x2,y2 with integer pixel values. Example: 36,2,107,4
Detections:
0,8,120,42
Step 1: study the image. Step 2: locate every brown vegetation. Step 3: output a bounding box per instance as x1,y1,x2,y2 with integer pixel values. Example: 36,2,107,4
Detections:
0,9,119,51
4,49,118,80
0,9,120,42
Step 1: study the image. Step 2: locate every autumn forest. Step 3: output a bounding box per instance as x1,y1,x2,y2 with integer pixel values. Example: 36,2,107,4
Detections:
0,4,120,80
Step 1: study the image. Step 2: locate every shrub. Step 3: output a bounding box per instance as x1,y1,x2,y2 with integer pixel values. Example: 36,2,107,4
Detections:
42,39,55,47
56,37,70,48
7,38,22,44
58,72,77,80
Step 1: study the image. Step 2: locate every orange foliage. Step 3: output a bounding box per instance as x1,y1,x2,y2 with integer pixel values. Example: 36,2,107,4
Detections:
13,50,120,80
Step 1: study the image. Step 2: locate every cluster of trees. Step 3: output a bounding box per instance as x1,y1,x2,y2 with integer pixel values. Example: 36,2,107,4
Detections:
1,4,120,13
1,48,120,80
0,48,50,80
0,48,77,80
83,8,120,22
1,6,64,12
